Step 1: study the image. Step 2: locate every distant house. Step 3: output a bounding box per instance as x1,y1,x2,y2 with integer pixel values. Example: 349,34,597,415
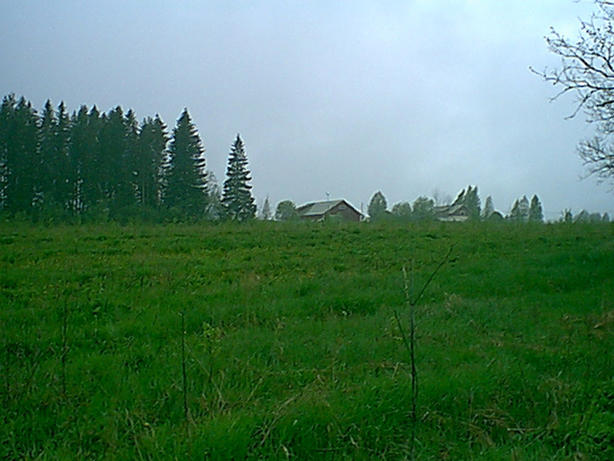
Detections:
296,199,363,222
434,203,470,222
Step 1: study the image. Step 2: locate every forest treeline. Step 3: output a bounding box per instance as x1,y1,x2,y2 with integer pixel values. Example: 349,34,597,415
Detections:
0,94,256,222
362,187,610,224
1,94,610,224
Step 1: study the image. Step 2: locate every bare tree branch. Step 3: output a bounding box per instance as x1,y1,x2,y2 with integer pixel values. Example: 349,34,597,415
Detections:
538,0,614,186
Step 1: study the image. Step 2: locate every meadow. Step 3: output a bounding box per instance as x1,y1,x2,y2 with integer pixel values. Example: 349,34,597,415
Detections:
1,221,613,459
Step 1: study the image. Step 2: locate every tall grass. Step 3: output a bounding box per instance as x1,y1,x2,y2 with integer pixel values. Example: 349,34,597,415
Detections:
0,221,612,459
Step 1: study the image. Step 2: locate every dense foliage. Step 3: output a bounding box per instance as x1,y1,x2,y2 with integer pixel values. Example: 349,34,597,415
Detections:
1,221,612,459
274,199,298,221
0,95,257,222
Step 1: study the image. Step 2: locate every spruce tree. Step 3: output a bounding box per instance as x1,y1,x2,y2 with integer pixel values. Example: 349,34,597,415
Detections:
38,99,58,209
136,115,168,209
575,210,590,222
518,196,530,221
509,196,530,222
562,209,573,223
261,196,272,220
52,102,71,211
80,106,103,212
368,191,388,221
452,185,481,220
0,94,18,210
203,170,224,220
589,212,602,222
67,106,89,214
98,106,127,210
221,134,256,221
3,97,39,214
412,196,435,221
482,196,495,219
164,108,207,217
391,201,412,220
117,109,140,212
509,199,521,221
529,195,544,223
464,186,481,219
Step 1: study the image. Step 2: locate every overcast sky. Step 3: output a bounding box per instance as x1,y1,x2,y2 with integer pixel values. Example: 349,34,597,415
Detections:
1,0,612,219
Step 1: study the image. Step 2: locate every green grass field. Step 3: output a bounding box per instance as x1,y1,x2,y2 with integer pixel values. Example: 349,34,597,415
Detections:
1,221,613,459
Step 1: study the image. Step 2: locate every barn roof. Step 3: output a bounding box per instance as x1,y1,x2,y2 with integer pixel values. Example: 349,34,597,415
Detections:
297,200,345,216
297,199,361,217
434,203,469,216
434,203,470,221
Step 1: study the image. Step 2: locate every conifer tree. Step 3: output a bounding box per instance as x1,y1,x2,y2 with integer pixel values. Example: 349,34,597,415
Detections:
52,102,71,211
164,108,207,216
509,196,530,222
529,195,544,223
3,97,39,214
117,109,140,212
80,106,103,212
412,196,435,221
38,99,58,209
465,186,481,220
452,185,481,220
589,212,603,222
575,210,590,222
221,134,256,221
0,94,17,210
203,171,224,220
482,195,495,219
391,201,412,220
66,106,89,214
456,186,479,219
261,196,272,220
36,100,71,213
509,199,520,221
368,191,388,221
136,115,168,208
518,196,530,221
98,106,128,210
562,209,573,223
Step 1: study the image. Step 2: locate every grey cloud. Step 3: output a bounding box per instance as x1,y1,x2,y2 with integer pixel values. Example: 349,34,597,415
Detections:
0,0,611,218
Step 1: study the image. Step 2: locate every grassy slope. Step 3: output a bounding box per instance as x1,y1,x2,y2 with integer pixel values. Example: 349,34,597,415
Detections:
0,222,613,459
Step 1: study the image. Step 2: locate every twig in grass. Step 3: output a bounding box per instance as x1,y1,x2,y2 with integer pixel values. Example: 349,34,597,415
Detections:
180,311,189,423
23,350,42,397
124,409,146,461
184,342,230,412
258,395,298,447
408,246,455,307
395,245,454,460
61,297,69,397
3,341,9,403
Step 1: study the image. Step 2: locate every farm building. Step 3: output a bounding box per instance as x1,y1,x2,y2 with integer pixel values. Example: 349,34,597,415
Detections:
296,199,363,222
434,203,470,222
